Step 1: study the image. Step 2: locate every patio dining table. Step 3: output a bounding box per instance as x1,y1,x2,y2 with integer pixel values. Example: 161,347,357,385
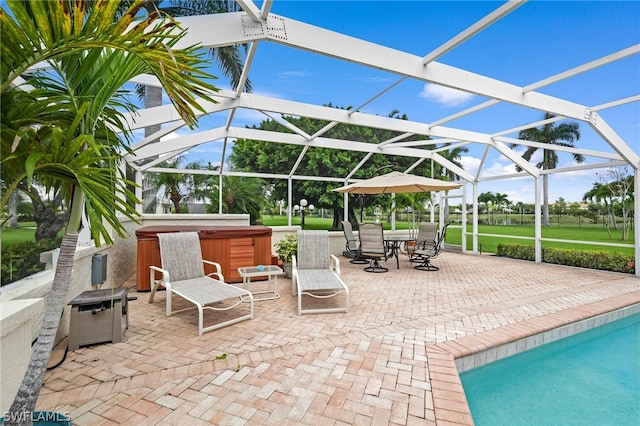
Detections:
384,236,416,269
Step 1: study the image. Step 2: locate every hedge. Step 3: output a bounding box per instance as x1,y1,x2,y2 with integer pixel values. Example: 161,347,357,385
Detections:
496,243,635,274
1,237,62,286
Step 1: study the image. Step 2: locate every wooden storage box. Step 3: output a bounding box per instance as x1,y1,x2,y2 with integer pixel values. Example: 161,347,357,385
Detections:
135,225,273,291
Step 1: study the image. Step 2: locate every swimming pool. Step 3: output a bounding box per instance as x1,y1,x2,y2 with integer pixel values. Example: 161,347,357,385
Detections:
460,310,640,426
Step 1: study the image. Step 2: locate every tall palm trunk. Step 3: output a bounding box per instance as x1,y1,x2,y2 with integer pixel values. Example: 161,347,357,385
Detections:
7,189,84,425
144,86,162,137
605,198,617,230
141,86,163,211
541,150,552,227
7,191,19,228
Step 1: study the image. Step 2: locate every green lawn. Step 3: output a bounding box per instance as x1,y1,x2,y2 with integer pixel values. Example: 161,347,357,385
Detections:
260,216,635,256
1,222,38,248
446,225,635,255
3,217,634,256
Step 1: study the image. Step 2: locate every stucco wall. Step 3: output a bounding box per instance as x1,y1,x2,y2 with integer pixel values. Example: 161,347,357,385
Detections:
0,299,43,413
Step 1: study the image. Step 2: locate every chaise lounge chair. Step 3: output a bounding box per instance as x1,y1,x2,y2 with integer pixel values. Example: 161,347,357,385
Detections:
148,231,254,335
292,230,349,315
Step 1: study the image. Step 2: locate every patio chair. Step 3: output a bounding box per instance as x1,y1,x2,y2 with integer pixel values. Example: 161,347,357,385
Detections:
409,222,439,264
292,230,349,315
413,223,450,271
148,231,254,335
358,222,390,273
341,220,368,264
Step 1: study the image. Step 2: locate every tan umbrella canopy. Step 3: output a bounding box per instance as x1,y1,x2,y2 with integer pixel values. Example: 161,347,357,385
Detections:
333,171,462,194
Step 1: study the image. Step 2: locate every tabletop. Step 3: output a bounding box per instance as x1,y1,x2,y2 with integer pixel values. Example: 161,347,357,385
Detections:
238,265,283,277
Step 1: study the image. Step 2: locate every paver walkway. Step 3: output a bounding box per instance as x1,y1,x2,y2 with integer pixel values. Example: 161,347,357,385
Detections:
37,251,639,425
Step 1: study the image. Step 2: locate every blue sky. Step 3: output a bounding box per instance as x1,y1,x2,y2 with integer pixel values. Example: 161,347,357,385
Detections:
175,0,639,205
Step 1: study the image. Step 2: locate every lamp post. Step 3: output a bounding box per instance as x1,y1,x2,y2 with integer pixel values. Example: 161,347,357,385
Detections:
294,199,314,229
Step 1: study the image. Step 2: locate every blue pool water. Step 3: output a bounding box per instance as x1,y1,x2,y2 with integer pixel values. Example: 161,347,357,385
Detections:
460,312,640,426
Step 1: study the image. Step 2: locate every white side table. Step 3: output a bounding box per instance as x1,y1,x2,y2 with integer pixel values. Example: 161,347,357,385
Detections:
237,265,283,301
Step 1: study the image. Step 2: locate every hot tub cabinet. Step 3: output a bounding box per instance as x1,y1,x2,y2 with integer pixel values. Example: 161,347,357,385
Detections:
136,225,273,291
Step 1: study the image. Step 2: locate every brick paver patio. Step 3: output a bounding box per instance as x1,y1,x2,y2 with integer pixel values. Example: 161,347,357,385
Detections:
37,251,639,425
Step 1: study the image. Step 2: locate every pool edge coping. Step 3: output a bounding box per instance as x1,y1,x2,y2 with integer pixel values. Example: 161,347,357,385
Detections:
427,290,640,425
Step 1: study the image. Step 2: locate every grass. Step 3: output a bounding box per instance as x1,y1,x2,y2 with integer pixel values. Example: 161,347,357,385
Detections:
1,222,38,248
261,215,414,230
446,225,635,256
260,215,635,256
4,217,634,256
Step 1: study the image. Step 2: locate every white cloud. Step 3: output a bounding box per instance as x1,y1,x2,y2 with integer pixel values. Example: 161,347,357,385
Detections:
457,154,602,203
419,83,474,107
233,108,266,123
459,156,481,177
360,76,395,84
482,161,519,178
278,70,311,78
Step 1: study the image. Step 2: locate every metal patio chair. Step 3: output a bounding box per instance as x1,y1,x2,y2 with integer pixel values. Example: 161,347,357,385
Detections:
358,222,390,273
409,222,439,264
341,220,368,264
413,223,450,271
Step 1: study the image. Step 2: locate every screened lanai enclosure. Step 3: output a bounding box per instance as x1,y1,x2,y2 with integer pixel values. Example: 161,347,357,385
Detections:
118,0,639,275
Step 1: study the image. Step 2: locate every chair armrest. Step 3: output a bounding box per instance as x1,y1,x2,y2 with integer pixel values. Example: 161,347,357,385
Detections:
292,255,298,282
330,254,341,276
291,255,298,296
149,265,169,284
149,265,170,304
416,239,436,250
202,259,225,282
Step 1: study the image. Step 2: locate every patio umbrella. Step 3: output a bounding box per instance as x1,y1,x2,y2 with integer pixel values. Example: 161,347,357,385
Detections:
332,171,462,194
333,171,463,231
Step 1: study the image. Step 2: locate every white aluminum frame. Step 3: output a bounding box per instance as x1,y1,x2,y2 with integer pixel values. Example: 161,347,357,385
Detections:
114,1,639,276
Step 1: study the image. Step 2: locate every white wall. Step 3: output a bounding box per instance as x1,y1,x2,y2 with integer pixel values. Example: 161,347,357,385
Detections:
0,298,43,413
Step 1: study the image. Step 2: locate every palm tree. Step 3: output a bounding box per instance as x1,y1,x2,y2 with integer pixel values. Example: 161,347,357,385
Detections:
583,182,617,229
437,143,469,181
512,113,582,226
130,0,252,93
145,156,194,213
1,0,217,420
120,0,252,207
392,191,432,236
145,158,222,213
16,182,68,240
210,175,266,224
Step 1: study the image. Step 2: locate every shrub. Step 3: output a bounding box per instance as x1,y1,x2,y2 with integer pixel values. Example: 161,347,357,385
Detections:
496,243,535,260
1,237,62,286
274,234,297,263
496,243,635,274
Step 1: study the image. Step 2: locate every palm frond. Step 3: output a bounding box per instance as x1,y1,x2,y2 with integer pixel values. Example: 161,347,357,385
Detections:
2,0,219,127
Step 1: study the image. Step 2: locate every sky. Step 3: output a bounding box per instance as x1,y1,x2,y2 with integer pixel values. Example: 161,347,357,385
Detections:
169,0,639,205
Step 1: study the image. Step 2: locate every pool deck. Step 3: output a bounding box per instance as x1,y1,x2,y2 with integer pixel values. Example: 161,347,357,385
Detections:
37,251,640,425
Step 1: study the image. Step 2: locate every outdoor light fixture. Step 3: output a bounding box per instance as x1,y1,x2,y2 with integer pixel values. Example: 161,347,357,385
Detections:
294,199,315,229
